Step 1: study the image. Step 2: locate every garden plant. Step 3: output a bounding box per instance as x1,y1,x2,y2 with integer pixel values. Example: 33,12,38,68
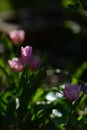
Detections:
0,28,87,130
1,0,87,130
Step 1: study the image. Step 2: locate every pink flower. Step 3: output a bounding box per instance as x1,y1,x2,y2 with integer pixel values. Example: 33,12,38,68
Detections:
21,46,32,66
64,83,81,101
8,58,24,72
9,30,25,45
30,56,41,71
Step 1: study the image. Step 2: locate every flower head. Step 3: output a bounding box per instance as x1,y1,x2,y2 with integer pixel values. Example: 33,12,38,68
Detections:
64,83,81,101
81,83,87,93
21,46,32,66
9,30,25,45
30,56,41,71
8,58,24,72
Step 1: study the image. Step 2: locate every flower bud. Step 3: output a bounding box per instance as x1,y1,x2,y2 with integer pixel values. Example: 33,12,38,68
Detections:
8,58,24,72
30,56,41,71
81,83,87,93
21,46,32,66
64,83,81,101
9,30,25,45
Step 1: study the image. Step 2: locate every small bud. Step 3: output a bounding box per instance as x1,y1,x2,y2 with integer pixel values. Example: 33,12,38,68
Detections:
30,56,41,71
81,83,87,93
8,58,24,72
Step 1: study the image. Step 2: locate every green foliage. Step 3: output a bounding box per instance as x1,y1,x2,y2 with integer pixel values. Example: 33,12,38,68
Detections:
72,62,87,83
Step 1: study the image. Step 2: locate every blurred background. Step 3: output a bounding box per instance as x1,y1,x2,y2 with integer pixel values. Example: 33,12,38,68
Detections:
0,0,87,78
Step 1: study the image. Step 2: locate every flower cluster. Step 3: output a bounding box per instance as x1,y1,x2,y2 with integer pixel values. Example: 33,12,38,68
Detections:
8,45,41,72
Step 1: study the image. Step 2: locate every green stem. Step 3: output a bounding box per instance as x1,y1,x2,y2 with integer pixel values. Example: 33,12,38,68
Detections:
72,92,84,110
0,64,10,78
67,102,73,124
66,93,84,129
